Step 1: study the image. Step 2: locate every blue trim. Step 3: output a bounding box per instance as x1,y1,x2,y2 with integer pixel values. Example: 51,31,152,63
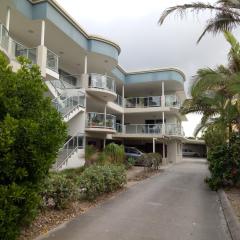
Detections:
112,68,185,85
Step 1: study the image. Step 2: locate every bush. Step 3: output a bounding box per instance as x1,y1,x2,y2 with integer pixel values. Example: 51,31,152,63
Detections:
41,173,79,210
138,153,162,170
85,145,97,166
0,53,67,239
77,164,126,200
206,134,240,190
104,143,125,164
125,157,135,169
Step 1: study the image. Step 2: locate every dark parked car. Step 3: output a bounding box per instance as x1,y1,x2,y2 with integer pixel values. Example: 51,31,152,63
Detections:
124,147,144,165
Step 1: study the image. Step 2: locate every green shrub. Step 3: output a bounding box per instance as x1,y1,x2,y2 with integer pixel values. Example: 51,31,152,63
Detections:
206,134,240,190
41,173,79,210
138,153,162,170
85,145,97,166
104,143,125,164
125,157,135,169
77,164,126,200
0,53,67,239
61,166,85,182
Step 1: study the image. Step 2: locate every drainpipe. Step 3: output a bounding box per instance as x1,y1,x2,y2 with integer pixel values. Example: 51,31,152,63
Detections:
161,81,165,107
104,105,107,128
162,112,165,134
153,138,156,153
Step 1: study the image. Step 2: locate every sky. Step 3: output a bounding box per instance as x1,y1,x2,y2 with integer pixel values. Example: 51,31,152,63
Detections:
55,0,237,137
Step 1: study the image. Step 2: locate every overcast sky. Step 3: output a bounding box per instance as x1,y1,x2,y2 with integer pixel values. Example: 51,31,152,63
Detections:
55,0,238,137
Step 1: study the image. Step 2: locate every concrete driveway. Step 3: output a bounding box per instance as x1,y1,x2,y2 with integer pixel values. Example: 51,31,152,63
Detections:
39,160,230,240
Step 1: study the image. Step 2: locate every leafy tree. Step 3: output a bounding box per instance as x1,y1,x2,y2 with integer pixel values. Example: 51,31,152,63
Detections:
159,0,240,43
0,52,67,240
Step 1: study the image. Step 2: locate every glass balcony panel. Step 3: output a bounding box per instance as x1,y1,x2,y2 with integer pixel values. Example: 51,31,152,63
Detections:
165,95,181,108
126,96,161,108
47,49,59,73
87,112,116,129
89,74,116,93
165,123,182,135
115,94,123,106
0,24,9,51
125,124,162,134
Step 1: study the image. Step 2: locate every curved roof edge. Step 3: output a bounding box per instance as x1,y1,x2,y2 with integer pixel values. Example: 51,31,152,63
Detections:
112,65,186,85
29,0,121,54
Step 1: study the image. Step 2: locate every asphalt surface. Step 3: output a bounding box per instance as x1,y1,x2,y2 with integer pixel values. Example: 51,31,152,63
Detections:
39,160,231,240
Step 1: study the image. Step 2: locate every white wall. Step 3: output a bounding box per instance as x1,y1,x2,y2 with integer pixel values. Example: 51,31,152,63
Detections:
67,111,85,136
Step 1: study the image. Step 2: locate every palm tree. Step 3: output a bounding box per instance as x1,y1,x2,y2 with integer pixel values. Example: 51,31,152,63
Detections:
180,32,240,137
159,0,240,43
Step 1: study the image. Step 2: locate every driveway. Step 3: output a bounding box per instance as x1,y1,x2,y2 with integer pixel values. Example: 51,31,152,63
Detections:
39,160,230,240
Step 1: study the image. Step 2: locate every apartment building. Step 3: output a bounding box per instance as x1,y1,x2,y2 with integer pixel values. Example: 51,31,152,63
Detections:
0,0,187,170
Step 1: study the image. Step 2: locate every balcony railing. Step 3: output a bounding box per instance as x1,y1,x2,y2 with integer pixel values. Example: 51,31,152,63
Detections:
52,93,85,119
13,41,37,64
165,95,181,108
125,96,161,108
88,73,116,93
47,49,59,73
124,124,162,134
87,112,116,130
114,94,123,106
165,123,183,135
0,24,9,52
116,123,184,136
54,133,84,170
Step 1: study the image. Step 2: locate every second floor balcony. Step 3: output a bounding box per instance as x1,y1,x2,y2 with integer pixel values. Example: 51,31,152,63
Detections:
87,73,117,102
86,112,116,133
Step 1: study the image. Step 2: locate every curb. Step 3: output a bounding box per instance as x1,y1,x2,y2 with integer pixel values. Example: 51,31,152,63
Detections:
218,189,240,240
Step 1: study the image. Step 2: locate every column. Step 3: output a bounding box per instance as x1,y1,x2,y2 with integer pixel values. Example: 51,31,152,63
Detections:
122,85,125,107
104,105,107,128
161,81,165,107
122,113,125,133
103,139,106,149
84,55,88,74
162,112,165,134
40,20,45,46
6,7,11,31
162,141,167,165
153,138,156,153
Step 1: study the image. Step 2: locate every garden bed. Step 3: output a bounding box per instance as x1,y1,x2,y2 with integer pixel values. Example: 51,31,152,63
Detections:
18,166,161,240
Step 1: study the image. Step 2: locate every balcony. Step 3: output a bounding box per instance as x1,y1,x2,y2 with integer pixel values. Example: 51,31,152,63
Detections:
114,94,123,106
125,96,161,108
87,73,117,102
52,92,85,122
13,40,37,64
165,95,181,108
86,112,116,133
0,24,9,55
115,123,184,137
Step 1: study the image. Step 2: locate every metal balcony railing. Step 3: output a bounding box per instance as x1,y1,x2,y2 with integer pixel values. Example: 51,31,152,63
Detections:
125,96,161,108
88,73,116,93
47,49,59,73
52,93,85,119
0,24,9,52
87,112,116,130
165,95,181,108
54,133,84,170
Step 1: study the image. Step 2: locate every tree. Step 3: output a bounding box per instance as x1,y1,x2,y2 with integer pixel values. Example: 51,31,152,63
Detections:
159,0,240,43
0,52,67,240
180,32,240,139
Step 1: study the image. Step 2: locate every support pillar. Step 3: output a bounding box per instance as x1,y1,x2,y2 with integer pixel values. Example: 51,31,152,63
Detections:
161,81,165,107
104,105,107,128
153,138,156,153
167,141,178,164
84,55,88,74
162,112,165,134
6,7,10,31
162,141,167,165
122,113,125,133
122,85,125,107
40,20,45,46
103,139,106,149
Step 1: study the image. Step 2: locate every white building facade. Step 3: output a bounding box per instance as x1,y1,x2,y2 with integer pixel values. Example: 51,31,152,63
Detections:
0,0,187,170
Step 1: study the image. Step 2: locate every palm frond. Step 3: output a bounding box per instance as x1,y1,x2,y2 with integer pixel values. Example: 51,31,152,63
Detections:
197,12,240,43
159,2,240,25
